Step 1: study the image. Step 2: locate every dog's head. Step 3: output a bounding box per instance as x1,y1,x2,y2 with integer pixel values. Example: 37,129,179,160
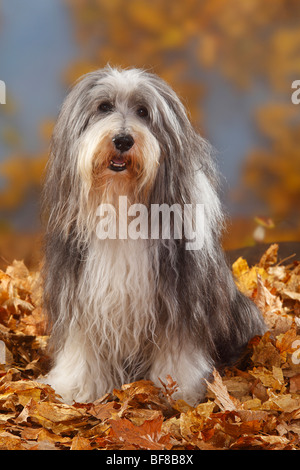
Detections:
51,67,203,204
45,67,217,243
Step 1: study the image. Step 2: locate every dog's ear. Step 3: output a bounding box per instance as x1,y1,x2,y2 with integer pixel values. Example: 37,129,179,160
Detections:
44,71,105,204
52,73,98,152
146,73,195,137
42,74,97,236
147,74,221,190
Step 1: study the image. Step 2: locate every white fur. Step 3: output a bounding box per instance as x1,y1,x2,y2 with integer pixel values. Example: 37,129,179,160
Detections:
45,234,212,404
149,342,213,404
46,236,155,402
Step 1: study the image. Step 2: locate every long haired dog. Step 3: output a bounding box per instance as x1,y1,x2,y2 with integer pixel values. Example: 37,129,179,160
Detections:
42,67,266,404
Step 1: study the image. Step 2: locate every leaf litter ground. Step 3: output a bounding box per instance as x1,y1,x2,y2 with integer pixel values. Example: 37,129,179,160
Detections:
0,244,300,450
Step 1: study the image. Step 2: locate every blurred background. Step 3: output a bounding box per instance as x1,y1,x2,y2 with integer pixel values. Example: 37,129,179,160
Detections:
0,0,299,269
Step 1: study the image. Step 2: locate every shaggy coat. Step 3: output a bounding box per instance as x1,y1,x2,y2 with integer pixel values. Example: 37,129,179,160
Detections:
42,67,266,404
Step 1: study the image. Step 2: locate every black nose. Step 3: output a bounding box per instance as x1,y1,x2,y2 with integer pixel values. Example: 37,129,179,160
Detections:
112,134,134,153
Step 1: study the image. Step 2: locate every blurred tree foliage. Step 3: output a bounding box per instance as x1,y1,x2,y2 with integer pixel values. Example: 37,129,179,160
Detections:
1,0,300,251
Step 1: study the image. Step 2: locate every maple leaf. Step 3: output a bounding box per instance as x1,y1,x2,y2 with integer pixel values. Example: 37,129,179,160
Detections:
108,416,169,450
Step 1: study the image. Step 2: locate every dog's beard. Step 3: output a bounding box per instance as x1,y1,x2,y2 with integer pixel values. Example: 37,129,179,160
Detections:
77,116,160,208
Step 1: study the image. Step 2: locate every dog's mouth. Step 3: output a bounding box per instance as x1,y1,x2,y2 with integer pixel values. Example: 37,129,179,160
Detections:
109,156,127,172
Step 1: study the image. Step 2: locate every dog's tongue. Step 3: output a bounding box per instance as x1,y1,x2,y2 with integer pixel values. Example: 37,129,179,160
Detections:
109,155,127,171
111,155,125,164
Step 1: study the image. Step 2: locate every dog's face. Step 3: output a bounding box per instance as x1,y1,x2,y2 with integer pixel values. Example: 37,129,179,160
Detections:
52,67,193,206
77,69,161,204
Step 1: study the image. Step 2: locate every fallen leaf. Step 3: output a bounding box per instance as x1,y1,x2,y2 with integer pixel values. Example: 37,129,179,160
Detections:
289,373,300,393
109,416,168,450
88,401,121,421
249,367,284,391
0,431,24,450
259,243,278,268
16,399,89,434
70,436,93,450
205,369,238,411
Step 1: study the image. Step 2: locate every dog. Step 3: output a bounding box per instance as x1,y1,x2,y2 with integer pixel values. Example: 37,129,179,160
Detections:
41,66,266,404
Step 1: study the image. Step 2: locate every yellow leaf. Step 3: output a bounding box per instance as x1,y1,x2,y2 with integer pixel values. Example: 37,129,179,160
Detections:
232,257,249,278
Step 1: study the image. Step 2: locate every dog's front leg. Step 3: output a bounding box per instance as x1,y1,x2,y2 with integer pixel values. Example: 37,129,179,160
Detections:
43,327,107,404
149,341,213,405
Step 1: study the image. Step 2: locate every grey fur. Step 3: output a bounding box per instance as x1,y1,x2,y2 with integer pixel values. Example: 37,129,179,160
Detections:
41,67,266,404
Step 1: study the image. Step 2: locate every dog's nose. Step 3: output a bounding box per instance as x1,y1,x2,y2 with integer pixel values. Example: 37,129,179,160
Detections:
112,134,134,153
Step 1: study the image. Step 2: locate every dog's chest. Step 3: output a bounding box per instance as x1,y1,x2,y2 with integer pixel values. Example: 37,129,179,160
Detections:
78,238,157,346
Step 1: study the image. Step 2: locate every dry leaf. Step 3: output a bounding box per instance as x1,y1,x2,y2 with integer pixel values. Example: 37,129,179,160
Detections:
109,416,168,450
205,369,238,411
258,244,278,268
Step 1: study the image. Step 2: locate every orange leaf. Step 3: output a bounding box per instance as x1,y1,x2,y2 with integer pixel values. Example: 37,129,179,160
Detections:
109,416,168,450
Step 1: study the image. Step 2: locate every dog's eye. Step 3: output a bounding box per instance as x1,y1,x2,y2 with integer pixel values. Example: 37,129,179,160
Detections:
137,106,148,118
98,101,114,113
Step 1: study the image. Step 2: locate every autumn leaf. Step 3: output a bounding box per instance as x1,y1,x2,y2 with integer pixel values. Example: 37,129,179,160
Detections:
108,416,169,450
232,257,267,296
205,369,239,411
